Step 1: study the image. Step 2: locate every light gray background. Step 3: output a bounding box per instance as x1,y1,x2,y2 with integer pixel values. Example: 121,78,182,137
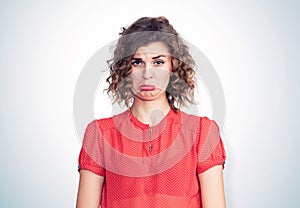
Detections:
0,0,299,207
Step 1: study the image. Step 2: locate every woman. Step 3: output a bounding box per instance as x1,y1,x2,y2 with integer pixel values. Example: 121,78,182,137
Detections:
76,16,226,208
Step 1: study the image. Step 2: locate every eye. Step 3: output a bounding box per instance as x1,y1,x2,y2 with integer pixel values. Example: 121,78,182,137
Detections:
154,60,165,65
131,60,143,66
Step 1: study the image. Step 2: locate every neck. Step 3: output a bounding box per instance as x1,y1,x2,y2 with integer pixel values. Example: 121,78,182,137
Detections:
130,98,171,126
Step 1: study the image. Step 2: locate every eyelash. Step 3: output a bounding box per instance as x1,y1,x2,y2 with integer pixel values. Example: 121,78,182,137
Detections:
131,60,165,66
154,60,164,65
131,60,143,66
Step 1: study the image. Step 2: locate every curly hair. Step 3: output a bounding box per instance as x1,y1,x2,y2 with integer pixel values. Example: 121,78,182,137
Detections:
106,16,196,112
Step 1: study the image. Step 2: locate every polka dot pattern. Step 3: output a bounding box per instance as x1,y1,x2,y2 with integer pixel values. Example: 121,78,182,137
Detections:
78,110,226,207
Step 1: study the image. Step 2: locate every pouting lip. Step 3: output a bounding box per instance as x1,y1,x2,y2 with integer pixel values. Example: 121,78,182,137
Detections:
139,84,156,91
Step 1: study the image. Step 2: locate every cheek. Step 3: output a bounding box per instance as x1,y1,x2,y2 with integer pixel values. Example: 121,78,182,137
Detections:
156,70,170,88
129,71,144,91
129,70,142,81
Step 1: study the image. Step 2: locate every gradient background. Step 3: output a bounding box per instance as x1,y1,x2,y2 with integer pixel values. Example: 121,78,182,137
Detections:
1,0,299,207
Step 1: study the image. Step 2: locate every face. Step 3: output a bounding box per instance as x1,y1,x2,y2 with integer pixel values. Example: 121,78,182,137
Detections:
129,42,172,102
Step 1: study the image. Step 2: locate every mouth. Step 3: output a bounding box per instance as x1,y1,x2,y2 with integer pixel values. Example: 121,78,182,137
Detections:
139,84,156,91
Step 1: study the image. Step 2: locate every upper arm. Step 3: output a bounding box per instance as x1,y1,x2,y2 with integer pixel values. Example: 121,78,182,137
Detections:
76,170,105,208
198,165,226,208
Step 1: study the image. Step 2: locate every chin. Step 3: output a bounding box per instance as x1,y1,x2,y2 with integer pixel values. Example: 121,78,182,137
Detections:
135,91,166,101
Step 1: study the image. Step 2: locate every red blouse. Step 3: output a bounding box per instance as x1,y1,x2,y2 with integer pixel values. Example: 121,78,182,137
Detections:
78,109,226,207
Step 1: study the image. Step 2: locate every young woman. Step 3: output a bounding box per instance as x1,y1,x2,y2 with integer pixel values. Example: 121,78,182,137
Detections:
76,16,226,208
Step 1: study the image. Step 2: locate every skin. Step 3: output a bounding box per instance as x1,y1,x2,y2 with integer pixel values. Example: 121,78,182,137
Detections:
76,170,104,208
76,42,226,207
199,165,226,208
129,42,172,125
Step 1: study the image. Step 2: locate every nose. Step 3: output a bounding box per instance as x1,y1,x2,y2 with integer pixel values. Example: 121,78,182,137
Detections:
142,64,152,79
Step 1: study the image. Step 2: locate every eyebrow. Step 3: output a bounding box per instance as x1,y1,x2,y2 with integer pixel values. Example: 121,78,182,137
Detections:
131,55,166,61
152,55,166,59
131,57,142,61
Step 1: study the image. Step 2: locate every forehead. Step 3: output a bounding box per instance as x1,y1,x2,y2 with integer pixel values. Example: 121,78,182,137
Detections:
134,42,170,56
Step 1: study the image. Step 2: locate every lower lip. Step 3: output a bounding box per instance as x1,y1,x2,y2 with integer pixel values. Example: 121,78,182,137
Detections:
139,85,155,91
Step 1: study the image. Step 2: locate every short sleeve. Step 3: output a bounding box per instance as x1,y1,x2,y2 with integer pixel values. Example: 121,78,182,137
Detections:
78,120,106,176
196,117,226,174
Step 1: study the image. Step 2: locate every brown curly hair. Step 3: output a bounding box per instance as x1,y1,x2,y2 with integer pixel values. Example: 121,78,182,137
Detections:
106,16,196,112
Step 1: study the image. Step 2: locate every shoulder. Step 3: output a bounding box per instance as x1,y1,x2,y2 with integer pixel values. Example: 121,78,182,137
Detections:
199,116,221,136
179,111,220,134
92,110,128,131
